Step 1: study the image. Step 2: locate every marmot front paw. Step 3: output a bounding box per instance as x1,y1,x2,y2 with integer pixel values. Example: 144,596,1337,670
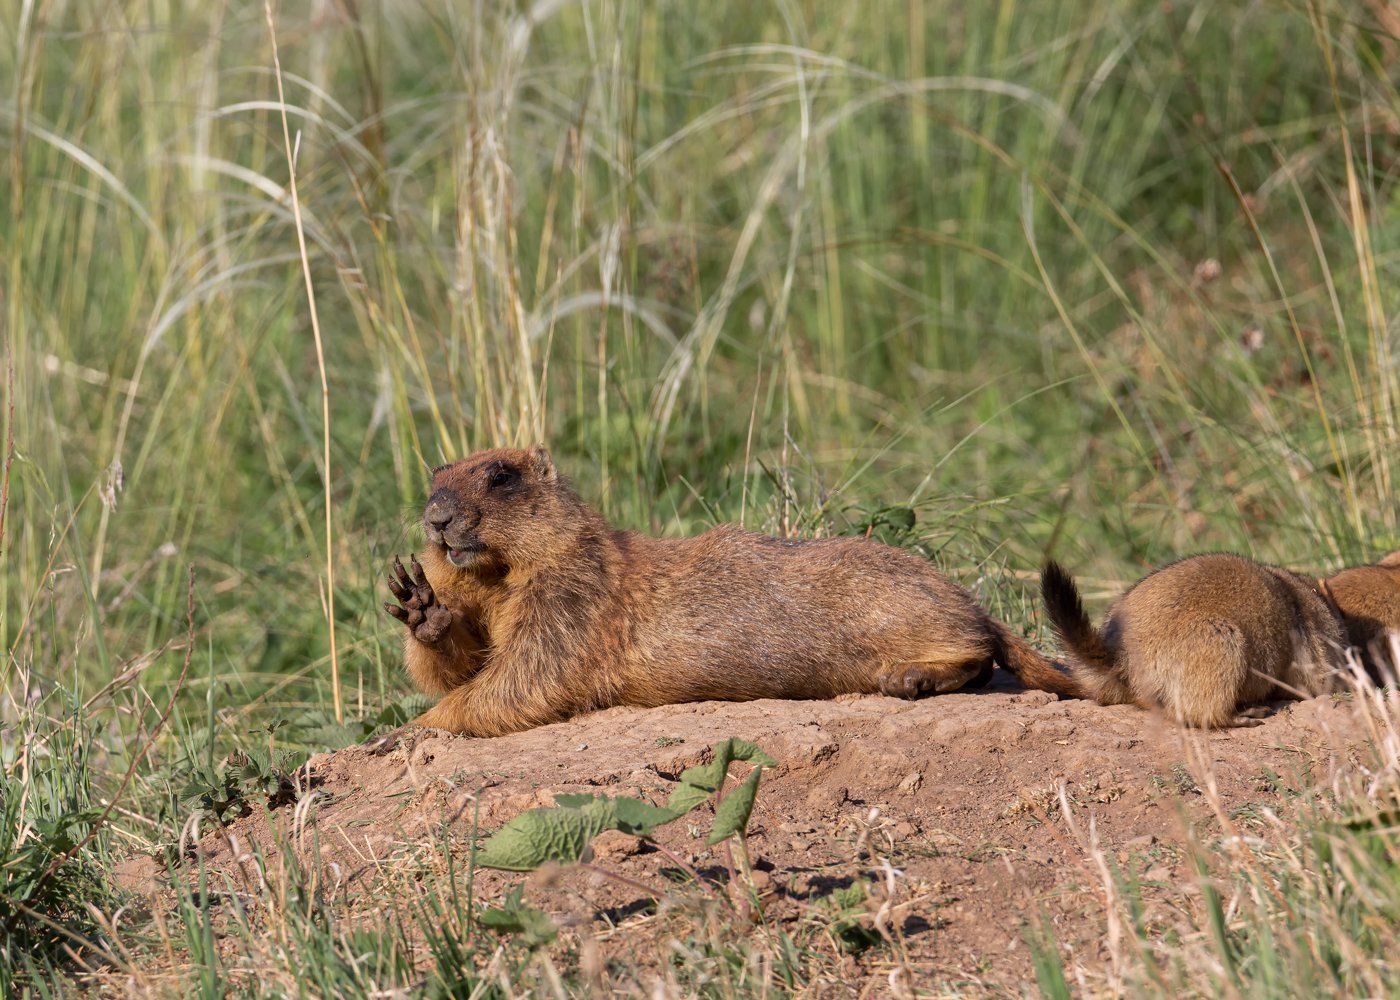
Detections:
384,554,453,646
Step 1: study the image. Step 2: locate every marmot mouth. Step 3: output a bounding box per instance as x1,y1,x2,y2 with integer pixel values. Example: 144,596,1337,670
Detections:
444,540,488,568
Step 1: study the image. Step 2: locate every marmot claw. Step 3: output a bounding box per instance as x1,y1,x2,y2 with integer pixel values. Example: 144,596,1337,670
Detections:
384,555,452,646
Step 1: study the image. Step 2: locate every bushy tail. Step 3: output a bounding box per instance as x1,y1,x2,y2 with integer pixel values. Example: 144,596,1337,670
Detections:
1040,560,1117,679
992,620,1082,698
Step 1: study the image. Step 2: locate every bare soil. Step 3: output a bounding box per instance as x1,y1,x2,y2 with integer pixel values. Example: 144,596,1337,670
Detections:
125,677,1373,994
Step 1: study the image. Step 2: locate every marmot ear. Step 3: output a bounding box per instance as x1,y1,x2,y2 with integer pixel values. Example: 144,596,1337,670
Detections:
1379,550,1400,568
530,445,557,482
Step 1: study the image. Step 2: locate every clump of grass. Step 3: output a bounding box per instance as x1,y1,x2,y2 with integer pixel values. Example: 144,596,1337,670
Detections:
0,699,115,993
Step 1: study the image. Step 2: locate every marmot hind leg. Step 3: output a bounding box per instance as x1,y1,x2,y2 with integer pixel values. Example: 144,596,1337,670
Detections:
1229,702,1292,728
877,656,994,698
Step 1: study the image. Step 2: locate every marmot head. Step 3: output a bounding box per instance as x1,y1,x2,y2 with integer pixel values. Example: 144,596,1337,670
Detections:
421,446,574,573
1379,550,1400,570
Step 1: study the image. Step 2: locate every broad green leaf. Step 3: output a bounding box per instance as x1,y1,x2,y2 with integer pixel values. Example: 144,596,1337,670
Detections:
668,738,775,814
555,793,680,834
707,766,763,844
475,804,612,870
553,793,598,808
665,781,713,816
719,738,775,767
674,738,775,794
609,796,681,835
578,796,623,827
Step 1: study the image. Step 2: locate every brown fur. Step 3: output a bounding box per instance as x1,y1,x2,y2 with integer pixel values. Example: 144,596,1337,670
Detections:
1040,554,1347,728
1320,550,1400,679
383,446,1078,739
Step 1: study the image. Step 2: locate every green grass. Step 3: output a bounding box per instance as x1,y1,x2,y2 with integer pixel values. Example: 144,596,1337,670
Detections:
2,0,1400,993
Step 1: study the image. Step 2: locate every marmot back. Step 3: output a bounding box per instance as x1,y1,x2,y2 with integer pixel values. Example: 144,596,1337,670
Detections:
1041,553,1346,728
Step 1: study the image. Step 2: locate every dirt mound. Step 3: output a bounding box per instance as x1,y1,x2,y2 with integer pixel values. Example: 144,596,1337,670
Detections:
141,679,1373,991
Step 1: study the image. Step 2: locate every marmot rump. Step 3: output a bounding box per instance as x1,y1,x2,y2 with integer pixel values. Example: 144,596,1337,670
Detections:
1040,553,1346,728
382,446,1078,739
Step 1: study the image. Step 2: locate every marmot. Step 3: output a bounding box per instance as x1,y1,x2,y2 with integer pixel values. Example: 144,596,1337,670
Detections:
1040,553,1347,728
1319,550,1400,678
380,446,1078,740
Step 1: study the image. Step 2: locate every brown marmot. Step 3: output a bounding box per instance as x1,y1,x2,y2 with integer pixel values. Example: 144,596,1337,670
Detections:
1040,554,1347,728
1320,550,1400,678
380,446,1078,740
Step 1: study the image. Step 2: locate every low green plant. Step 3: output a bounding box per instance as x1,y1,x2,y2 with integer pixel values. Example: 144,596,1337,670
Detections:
476,738,775,871
475,885,558,950
173,745,308,823
159,692,430,827
816,880,882,954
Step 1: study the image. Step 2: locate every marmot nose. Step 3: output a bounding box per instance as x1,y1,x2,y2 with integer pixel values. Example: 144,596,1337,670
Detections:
424,499,454,529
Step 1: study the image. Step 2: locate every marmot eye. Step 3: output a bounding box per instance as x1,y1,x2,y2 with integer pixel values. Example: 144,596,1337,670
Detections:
487,467,517,489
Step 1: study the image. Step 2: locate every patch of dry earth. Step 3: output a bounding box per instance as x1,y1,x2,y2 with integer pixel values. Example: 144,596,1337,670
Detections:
120,679,1372,992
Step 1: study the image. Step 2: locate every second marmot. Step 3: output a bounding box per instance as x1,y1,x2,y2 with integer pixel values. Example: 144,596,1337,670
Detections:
1320,550,1400,677
1040,553,1349,728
